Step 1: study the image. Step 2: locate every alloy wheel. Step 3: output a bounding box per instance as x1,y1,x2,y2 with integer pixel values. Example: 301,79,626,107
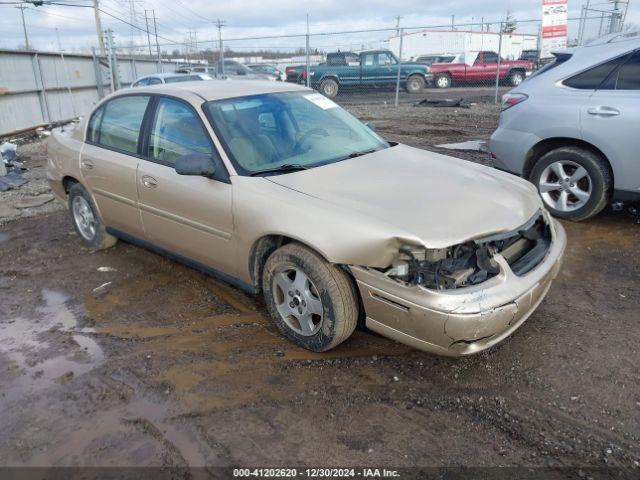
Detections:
538,160,592,212
272,267,324,336
72,196,97,241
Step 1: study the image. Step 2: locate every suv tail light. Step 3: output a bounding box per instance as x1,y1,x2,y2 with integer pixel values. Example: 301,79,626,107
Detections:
501,93,528,111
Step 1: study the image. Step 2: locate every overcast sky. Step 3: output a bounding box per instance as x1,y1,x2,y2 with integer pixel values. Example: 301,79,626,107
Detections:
0,0,637,54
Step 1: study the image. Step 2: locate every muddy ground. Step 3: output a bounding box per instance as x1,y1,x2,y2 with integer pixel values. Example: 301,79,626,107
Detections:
1,90,639,477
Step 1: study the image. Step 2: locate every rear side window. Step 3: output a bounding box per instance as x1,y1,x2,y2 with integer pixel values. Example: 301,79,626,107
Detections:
97,96,150,154
564,54,630,89
147,97,213,165
148,77,162,85
615,50,640,90
165,75,202,83
87,106,104,143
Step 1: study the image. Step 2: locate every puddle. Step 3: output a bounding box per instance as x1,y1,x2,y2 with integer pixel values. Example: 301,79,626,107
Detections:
0,289,104,404
436,140,487,151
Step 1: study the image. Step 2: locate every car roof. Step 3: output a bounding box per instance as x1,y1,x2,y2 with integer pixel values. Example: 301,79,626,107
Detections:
117,79,311,102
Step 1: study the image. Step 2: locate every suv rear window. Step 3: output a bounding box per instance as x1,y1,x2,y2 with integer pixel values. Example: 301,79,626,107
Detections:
564,53,631,89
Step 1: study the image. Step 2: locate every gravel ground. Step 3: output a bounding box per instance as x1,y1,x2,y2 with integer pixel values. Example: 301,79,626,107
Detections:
0,89,639,477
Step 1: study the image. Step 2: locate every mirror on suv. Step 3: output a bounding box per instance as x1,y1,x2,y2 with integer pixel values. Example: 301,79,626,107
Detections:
175,153,217,178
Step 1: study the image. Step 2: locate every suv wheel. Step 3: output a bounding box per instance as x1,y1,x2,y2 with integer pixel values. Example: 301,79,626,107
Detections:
262,243,358,352
405,74,426,93
509,70,525,86
319,78,339,98
68,183,117,249
434,74,451,89
530,146,612,221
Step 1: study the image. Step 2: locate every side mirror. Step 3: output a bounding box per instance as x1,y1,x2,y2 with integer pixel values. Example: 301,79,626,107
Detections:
175,153,217,178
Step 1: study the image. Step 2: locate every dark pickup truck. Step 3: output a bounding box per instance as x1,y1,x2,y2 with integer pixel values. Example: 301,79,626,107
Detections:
289,50,431,97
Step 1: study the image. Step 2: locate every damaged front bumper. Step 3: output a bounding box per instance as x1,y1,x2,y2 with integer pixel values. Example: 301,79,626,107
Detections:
349,218,566,357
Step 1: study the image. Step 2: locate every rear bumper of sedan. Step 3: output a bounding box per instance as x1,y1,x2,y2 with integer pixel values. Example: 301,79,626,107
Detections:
350,218,566,357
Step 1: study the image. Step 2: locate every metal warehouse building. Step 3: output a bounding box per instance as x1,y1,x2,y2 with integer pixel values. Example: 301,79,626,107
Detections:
388,30,539,61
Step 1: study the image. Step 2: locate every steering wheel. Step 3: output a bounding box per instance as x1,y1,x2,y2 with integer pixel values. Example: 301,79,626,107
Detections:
294,128,329,153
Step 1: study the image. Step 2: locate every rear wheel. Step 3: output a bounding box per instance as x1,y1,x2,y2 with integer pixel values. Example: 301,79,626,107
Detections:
434,74,451,89
405,74,426,94
319,78,339,98
262,243,358,352
68,183,117,250
530,146,612,221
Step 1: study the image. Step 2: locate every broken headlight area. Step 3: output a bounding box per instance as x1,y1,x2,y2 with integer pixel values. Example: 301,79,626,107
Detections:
384,213,552,290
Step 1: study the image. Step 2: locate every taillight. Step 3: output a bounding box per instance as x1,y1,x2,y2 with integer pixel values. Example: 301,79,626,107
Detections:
501,93,528,111
285,67,293,75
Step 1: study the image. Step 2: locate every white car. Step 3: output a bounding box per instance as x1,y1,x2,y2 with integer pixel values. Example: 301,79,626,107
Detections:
131,73,213,87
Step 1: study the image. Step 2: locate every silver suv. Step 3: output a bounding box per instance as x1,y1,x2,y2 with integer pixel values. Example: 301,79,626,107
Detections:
489,32,640,221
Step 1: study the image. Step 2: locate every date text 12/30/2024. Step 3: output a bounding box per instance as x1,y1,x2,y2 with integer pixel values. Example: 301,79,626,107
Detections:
233,468,401,478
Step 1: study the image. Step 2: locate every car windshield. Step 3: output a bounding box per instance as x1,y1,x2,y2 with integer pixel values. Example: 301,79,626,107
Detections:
204,91,389,175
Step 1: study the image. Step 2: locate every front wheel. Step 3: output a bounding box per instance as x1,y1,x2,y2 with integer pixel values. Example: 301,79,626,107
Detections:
530,147,612,221
262,243,358,352
434,74,451,89
319,78,339,98
405,74,426,93
509,70,525,86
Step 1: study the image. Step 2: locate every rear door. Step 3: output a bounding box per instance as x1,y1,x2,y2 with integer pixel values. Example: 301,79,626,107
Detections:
80,94,150,238
581,49,640,193
136,95,236,274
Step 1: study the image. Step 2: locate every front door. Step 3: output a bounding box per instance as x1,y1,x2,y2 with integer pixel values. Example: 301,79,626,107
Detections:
136,96,236,275
80,94,151,238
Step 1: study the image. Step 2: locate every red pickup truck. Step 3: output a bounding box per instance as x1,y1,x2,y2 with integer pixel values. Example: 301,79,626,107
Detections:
429,51,534,88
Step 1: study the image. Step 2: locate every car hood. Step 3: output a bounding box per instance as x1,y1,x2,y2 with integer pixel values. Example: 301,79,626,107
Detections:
266,144,541,249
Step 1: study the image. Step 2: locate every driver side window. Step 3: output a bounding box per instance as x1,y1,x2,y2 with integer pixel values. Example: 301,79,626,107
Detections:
377,53,396,66
147,97,213,165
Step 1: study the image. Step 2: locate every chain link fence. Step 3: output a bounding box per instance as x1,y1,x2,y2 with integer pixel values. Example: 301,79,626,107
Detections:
0,15,627,136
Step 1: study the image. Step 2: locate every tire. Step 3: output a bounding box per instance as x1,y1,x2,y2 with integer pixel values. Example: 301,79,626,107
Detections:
434,74,451,89
509,70,525,86
405,74,426,94
68,183,117,250
319,78,339,98
262,243,358,352
530,146,612,221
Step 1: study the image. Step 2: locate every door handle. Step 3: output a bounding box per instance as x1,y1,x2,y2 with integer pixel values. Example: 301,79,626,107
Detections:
81,160,95,169
141,175,158,189
587,106,620,117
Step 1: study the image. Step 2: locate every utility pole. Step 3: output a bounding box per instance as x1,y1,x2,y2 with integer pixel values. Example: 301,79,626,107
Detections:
609,0,621,34
144,10,152,57
15,6,30,50
394,15,402,36
93,0,105,55
215,19,226,76
152,10,162,72
451,15,455,31
306,14,310,88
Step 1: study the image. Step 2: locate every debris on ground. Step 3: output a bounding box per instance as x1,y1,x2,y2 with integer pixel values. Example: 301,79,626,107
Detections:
13,194,54,209
414,98,474,108
1,141,17,164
